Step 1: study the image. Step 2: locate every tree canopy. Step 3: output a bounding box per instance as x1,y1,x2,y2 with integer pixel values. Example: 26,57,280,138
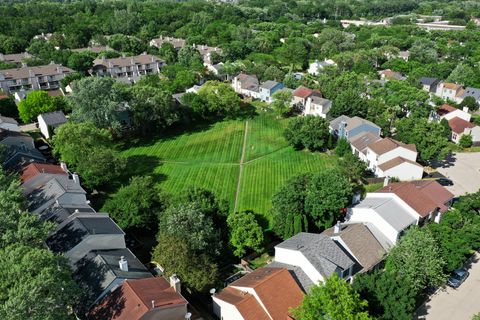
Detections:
284,116,331,152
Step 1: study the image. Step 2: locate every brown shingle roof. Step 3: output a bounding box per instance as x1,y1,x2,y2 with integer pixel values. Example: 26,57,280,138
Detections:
377,156,423,171
350,132,382,154
323,223,386,272
217,268,304,320
448,117,475,134
0,64,72,80
443,82,461,90
368,137,416,155
377,180,454,217
93,54,163,68
20,163,67,183
88,277,187,320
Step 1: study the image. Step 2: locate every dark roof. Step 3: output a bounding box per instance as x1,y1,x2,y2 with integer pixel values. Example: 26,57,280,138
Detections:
420,77,439,86
39,111,67,126
461,87,480,100
47,216,124,253
74,248,152,309
2,145,46,170
0,116,18,125
260,80,280,90
38,202,96,225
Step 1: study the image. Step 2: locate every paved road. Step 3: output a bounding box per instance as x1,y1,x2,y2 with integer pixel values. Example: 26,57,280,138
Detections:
433,152,480,196
415,253,480,320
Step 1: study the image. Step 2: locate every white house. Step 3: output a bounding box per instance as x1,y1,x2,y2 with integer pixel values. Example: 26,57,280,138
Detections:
448,117,480,145
212,268,303,320
435,104,471,122
365,137,423,181
346,193,418,245
0,116,20,132
350,132,382,162
307,59,336,76
304,95,332,118
435,82,463,102
37,110,67,139
232,73,260,99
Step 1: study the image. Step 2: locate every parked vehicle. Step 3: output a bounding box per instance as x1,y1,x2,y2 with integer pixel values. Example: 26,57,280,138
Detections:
437,177,454,186
447,268,469,288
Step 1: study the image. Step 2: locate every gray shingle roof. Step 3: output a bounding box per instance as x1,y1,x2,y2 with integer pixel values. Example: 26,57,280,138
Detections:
461,87,480,100
420,77,439,86
47,216,124,253
276,232,355,278
74,248,152,307
38,202,96,225
2,145,45,170
329,115,351,131
0,116,18,125
260,80,280,90
354,196,417,231
310,96,332,106
39,111,67,127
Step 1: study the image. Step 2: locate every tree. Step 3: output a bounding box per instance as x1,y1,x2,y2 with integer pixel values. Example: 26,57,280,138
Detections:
335,138,351,157
271,90,292,117
459,96,479,112
459,134,473,148
409,39,438,64
292,273,372,320
17,91,58,123
69,77,127,132
227,210,264,257
52,122,126,188
339,153,367,183
102,176,164,230
178,45,203,69
158,42,177,64
447,63,476,87
66,51,94,74
0,244,81,320
305,171,353,229
152,234,218,292
129,85,179,134
271,174,311,239
353,271,417,320
284,116,330,151
330,88,369,118
196,81,243,119
394,117,449,162
0,96,18,119
385,226,446,292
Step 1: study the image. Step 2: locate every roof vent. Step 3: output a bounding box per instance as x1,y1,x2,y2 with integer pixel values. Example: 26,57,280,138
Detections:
119,256,128,272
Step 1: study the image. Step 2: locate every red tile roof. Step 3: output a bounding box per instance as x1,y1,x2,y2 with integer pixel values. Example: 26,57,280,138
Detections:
448,117,475,134
20,163,67,183
378,180,454,217
293,86,314,98
216,268,304,320
88,277,187,320
437,104,457,116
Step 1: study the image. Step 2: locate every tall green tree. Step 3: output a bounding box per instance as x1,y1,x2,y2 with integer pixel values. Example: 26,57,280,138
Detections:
17,91,59,123
271,90,293,118
293,273,372,320
227,210,264,257
284,116,330,151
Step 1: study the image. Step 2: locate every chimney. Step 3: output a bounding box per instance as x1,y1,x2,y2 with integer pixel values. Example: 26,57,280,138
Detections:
383,176,390,187
151,300,155,309
185,312,192,320
170,274,181,294
72,172,80,185
463,106,469,113
119,256,128,272
333,221,342,234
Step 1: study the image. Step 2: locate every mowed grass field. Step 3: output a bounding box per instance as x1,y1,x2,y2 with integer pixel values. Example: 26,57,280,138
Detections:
121,112,338,226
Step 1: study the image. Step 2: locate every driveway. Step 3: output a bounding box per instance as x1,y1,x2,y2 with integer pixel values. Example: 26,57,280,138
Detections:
433,152,480,196
414,253,480,320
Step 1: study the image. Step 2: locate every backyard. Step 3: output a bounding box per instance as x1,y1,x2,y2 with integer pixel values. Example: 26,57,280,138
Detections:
120,111,339,227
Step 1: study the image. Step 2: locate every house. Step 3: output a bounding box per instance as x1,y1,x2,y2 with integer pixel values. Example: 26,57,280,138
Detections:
1,143,46,171
38,201,97,226
196,44,223,66
0,116,20,132
378,69,406,81
416,23,466,31
398,51,410,61
37,110,67,139
459,87,480,104
258,80,284,103
46,215,126,264
435,104,471,122
272,233,356,285
71,46,113,54
435,82,463,101
322,222,387,273
73,248,151,309
365,137,423,181
25,173,88,214
346,193,418,245
0,129,35,148
0,52,33,67
377,180,454,223
206,62,224,77
20,162,68,183
149,36,186,50
329,115,381,141
304,95,332,118
232,73,260,99
292,86,320,107
212,267,304,320
0,64,73,94
91,54,165,81
448,117,480,145
350,132,382,162
87,277,189,320
307,59,336,76
420,77,440,93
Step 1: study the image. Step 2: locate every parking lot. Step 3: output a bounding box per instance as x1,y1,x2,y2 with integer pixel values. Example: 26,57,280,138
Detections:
415,253,480,320
433,152,480,196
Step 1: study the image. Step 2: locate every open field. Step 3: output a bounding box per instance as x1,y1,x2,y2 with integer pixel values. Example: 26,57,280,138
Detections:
119,112,338,226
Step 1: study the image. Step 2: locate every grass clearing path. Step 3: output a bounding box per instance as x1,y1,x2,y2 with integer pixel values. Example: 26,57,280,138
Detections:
234,120,249,213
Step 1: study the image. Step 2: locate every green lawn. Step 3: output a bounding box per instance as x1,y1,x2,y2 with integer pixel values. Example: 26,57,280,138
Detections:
119,112,338,226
